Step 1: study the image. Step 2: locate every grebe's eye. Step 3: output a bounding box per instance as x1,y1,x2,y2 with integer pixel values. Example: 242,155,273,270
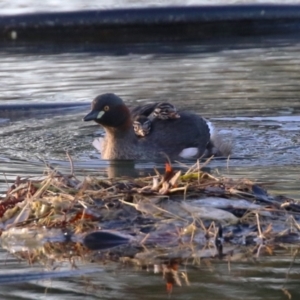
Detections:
103,105,110,111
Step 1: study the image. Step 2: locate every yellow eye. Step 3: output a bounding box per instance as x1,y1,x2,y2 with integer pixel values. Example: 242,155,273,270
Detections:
103,105,110,111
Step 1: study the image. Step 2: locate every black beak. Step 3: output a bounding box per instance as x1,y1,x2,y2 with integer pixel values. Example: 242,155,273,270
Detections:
83,110,99,121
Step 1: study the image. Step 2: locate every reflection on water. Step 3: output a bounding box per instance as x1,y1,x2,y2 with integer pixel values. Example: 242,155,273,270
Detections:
1,247,300,299
0,34,300,299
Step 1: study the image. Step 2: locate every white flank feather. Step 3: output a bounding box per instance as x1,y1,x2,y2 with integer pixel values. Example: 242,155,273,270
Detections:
179,147,198,158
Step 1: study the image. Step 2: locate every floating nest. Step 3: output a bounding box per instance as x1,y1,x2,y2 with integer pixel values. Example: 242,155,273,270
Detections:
0,159,299,290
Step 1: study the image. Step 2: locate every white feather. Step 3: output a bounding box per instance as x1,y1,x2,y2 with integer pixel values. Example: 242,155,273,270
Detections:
205,119,215,136
179,147,198,158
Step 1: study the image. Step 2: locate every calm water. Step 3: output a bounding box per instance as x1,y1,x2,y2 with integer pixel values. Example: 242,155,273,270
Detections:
1,1,300,299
